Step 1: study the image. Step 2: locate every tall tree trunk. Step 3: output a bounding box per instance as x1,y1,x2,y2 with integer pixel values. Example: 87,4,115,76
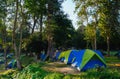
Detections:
4,47,7,69
47,37,52,57
94,13,98,50
94,26,97,50
3,36,7,70
47,0,53,57
40,14,43,33
2,21,7,70
107,36,110,56
13,0,22,70
92,40,94,49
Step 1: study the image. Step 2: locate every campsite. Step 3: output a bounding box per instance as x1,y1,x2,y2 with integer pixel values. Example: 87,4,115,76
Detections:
0,0,120,79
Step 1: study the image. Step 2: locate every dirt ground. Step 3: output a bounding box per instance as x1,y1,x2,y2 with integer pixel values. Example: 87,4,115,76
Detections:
42,62,80,74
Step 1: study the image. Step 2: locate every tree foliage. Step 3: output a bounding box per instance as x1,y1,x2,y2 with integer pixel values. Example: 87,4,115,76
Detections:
74,0,120,51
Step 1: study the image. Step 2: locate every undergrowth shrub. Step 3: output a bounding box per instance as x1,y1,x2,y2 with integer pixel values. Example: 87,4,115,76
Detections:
86,68,120,79
12,63,50,79
0,62,120,79
44,73,64,79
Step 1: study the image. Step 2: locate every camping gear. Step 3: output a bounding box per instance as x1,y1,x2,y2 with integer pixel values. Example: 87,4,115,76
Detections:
40,53,46,61
72,49,106,71
7,59,16,69
58,49,106,71
7,54,12,59
0,53,3,57
0,59,4,64
55,52,61,60
58,50,78,64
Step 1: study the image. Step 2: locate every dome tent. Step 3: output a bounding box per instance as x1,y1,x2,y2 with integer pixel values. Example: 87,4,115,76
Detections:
7,59,17,69
72,49,106,71
58,50,78,64
0,59,4,64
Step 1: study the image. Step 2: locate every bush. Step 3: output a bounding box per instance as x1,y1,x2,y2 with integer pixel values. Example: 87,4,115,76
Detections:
44,73,64,79
12,63,50,79
1,62,120,79
0,69,16,79
86,68,120,79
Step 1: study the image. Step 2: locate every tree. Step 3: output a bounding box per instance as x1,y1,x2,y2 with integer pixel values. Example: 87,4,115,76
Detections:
0,0,8,69
24,0,47,34
0,20,8,69
12,0,27,69
73,24,86,49
84,23,95,49
45,0,63,57
99,0,120,55
53,13,75,48
74,0,100,50
74,0,120,52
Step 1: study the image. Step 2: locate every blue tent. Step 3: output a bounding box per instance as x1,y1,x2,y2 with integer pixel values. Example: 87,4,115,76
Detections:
40,53,48,61
55,52,61,60
58,50,79,64
0,53,3,57
7,59,17,69
71,49,106,71
67,50,78,64
7,54,12,59
0,59,4,64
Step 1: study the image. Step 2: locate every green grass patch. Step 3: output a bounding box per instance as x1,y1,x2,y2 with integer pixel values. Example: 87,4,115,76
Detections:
20,55,35,67
104,51,118,56
105,56,120,63
0,64,4,71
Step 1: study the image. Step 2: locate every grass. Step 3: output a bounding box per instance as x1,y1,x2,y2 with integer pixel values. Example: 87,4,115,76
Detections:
0,53,120,79
105,56,120,63
0,62,120,79
104,51,118,56
20,55,35,67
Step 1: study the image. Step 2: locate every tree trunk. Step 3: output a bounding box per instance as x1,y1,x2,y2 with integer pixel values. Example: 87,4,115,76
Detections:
94,31,97,50
107,36,110,56
31,16,37,34
40,14,43,33
4,48,7,70
16,57,21,70
92,40,94,49
47,37,53,57
47,0,53,57
94,13,98,50
2,23,7,70
13,0,22,70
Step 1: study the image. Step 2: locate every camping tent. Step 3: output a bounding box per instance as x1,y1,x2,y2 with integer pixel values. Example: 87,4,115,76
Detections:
58,50,78,64
7,59,17,69
0,53,3,57
54,51,61,61
0,59,4,64
72,49,106,71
